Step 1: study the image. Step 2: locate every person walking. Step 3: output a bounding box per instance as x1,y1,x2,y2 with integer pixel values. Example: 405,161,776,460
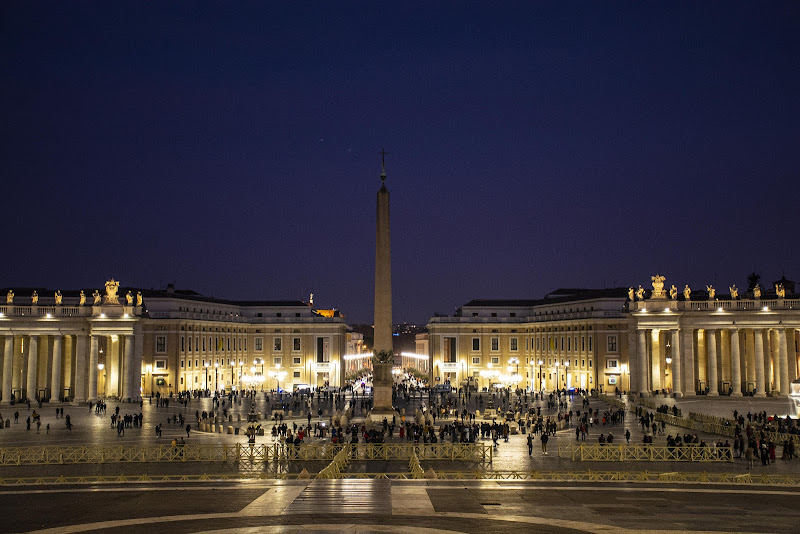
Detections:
527,433,533,456
541,432,549,455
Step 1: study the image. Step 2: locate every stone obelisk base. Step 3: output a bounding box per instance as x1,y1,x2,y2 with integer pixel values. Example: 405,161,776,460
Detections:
371,362,395,414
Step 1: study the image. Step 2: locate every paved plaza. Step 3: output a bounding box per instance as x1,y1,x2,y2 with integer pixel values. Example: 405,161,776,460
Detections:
2,392,800,533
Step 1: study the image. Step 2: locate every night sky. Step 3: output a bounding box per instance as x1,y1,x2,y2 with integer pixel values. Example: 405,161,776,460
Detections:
2,3,798,324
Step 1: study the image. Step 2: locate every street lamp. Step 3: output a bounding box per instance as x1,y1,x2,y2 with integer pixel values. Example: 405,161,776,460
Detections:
537,360,544,391
564,361,569,388
214,362,219,393
97,363,105,398
238,360,244,390
203,362,209,391
268,364,287,392
145,364,153,397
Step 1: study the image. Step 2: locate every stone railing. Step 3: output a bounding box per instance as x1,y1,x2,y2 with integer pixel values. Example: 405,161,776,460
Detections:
629,298,799,312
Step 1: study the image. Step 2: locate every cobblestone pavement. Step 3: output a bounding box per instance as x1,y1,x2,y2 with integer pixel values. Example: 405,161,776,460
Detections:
1,392,799,478
3,479,800,533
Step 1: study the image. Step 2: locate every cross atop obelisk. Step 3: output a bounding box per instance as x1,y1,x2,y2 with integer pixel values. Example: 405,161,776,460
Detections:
379,148,389,182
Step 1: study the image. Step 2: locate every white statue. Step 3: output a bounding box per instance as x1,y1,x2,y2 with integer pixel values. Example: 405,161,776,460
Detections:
776,283,786,298
92,290,101,305
706,285,715,299
669,284,678,300
650,274,667,299
628,287,635,301
635,285,645,300
55,290,62,305
104,278,120,304
136,291,142,306
125,291,133,305
31,291,38,304
754,284,761,298
5,290,12,304
729,285,739,299
683,285,691,300
79,290,86,306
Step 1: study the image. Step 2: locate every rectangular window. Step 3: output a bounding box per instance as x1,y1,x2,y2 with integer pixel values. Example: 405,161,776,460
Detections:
536,338,540,350
472,338,480,351
273,357,282,366
181,337,185,352
293,356,301,365
202,337,206,351
589,360,593,368
195,337,199,351
510,337,518,351
317,337,331,363
581,359,585,367
274,337,282,351
227,337,231,351
491,337,499,351
293,371,300,378
443,337,457,363
588,337,593,352
491,357,499,365
472,357,481,365
607,335,618,352
155,336,166,354
561,336,564,351
581,336,585,352
607,359,619,368
293,337,301,351
254,337,263,352
180,360,184,368
567,337,571,351
188,359,192,368
155,359,166,369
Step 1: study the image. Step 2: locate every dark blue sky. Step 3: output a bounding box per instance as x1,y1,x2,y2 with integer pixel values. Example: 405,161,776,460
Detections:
2,3,798,324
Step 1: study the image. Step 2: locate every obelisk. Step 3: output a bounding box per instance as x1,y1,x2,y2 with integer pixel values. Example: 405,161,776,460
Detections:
371,151,394,414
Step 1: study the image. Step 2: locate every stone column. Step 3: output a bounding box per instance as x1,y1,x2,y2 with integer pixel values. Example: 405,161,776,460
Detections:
789,330,799,383
123,335,134,402
26,335,38,401
51,335,62,402
681,329,695,395
638,329,648,395
671,330,682,397
88,335,99,402
753,329,766,397
72,334,87,403
706,329,718,396
770,330,779,393
730,329,742,396
778,329,789,395
133,325,143,401
2,336,13,405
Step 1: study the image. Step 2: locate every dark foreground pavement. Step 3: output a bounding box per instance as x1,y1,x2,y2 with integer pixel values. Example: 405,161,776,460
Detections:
2,479,798,534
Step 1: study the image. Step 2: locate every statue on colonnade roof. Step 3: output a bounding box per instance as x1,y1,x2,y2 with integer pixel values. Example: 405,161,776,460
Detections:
5,290,12,304
776,284,786,298
635,285,645,300
125,291,133,305
730,285,739,299
136,291,142,306
628,287,635,301
92,290,101,305
79,290,86,306
683,285,691,300
753,284,761,298
706,285,715,299
104,278,120,304
650,274,667,299
669,285,678,300
55,290,62,305
31,291,38,304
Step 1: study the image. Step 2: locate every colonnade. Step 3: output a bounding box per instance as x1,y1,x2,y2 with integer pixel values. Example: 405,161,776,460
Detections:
635,327,799,397
0,332,142,404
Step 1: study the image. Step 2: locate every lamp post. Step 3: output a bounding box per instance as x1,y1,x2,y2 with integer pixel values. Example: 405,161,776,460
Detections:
564,361,570,389
214,362,219,393
238,360,244,390
204,362,209,392
145,364,153,397
665,357,672,393
537,360,544,392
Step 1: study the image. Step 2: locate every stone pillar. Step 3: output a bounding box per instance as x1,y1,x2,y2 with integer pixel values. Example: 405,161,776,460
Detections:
123,335,134,402
753,329,766,397
88,335,99,402
730,329,742,396
789,330,798,383
681,328,695,395
26,335,38,401
651,330,662,391
778,329,789,395
73,334,87,403
51,335,62,402
770,330,779,393
637,329,648,395
133,325,143,401
671,330,682,397
2,336,13,405
627,327,637,394
706,329,718,396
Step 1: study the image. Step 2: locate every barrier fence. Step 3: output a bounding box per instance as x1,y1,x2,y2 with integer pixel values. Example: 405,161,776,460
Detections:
558,443,734,462
2,470,799,486
0,442,491,466
596,394,627,411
